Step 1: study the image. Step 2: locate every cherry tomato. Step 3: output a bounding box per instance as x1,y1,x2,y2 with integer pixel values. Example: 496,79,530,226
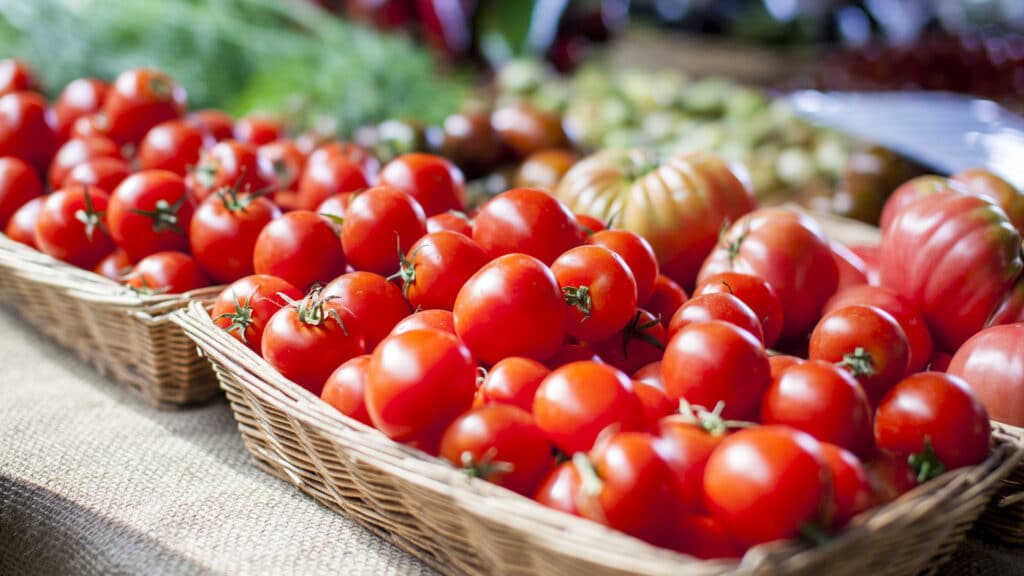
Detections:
875,372,991,475
633,380,674,426
262,288,366,395
394,230,487,311
655,416,726,513
533,361,642,454
948,323,1024,427
454,253,567,365
475,357,550,413
809,305,910,404
189,187,281,283
138,120,206,176
593,309,666,375
259,139,307,193
93,249,132,282
769,354,803,380
69,112,109,141
695,272,783,348
103,68,186,145
49,136,123,190
533,461,581,516
491,104,569,158
574,213,605,236
643,274,687,331
322,271,410,350
253,211,346,291
820,443,873,528
186,109,234,141
378,153,466,216
315,192,352,223
187,140,276,201
34,185,114,268
65,157,133,194
704,426,827,547
551,245,637,342
586,229,659,305
865,452,918,504
234,114,284,146
211,274,303,353
0,92,57,172
125,251,208,294
672,515,745,559
662,320,770,419
544,342,603,370
0,59,39,96
440,404,553,496
632,361,663,390
425,210,472,236
473,188,581,266
108,170,196,261
668,293,764,344
366,328,477,451
54,78,107,140
0,157,43,228
5,196,42,247
390,309,455,337
761,359,874,456
307,141,380,183
321,355,373,426
297,154,369,211
340,185,427,275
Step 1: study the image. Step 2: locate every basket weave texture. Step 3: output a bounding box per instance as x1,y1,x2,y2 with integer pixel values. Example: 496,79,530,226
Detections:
978,424,1024,544
0,233,220,406
174,297,1024,576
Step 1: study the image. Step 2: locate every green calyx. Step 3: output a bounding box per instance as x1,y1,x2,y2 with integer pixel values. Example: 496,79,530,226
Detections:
562,285,593,321
282,286,347,334
131,195,187,235
619,310,665,358
836,347,876,378
214,289,256,343
460,447,513,482
73,185,107,242
908,438,946,484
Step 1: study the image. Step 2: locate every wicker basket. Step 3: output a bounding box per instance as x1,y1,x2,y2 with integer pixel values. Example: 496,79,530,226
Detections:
0,233,221,406
978,424,1024,544
173,297,1023,576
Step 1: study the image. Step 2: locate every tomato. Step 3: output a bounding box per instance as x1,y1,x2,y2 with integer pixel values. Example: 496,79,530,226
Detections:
633,380,675,426
186,109,234,141
440,404,553,496
491,104,569,158
574,213,605,236
0,59,39,96
695,272,783,348
378,153,466,216
949,323,1024,427
632,361,663,390
761,359,873,456
138,120,206,176
431,110,505,177
259,139,307,193
262,288,366,395
514,148,578,191
544,342,603,370
951,168,1024,234
425,210,472,237
672,515,745,560
0,92,57,172
103,68,186,145
366,328,477,451
558,150,756,290
54,78,107,140
125,251,208,294
314,193,351,224
668,293,763,344
929,351,953,372
34,185,113,268
64,157,132,195
655,416,726,513
253,211,346,291
878,175,955,233
392,230,487,311
865,452,918,504
875,372,991,476
593,309,666,375
662,320,769,419
849,244,880,286
477,356,556,412
390,309,455,337
340,185,427,275
769,354,803,381
809,305,910,404
576,432,680,547
819,443,873,528
187,140,277,201
533,361,642,454
211,274,302,354
551,245,637,342
586,229,659,305
533,461,581,516
321,355,373,426
234,114,283,146
5,196,42,247
49,137,123,190
473,188,582,265
108,170,196,261
831,241,869,291
297,154,369,211
880,190,1022,352
0,157,42,228
454,254,567,365
307,141,380,183
93,249,132,282
704,426,828,547
322,271,410,349
69,113,108,141
190,187,282,283
824,285,933,374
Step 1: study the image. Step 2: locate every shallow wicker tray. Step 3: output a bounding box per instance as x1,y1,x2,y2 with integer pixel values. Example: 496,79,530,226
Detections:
978,424,1024,544
174,296,1023,576
0,233,220,406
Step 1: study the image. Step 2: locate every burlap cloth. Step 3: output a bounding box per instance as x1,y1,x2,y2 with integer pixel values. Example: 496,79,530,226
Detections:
0,305,1021,575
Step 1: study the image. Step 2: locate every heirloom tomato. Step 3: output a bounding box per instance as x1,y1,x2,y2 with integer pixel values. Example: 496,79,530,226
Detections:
948,323,1024,427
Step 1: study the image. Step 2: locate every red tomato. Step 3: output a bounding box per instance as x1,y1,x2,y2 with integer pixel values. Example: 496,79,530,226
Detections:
865,452,918,504
262,289,367,395
426,210,472,236
644,274,687,332
475,357,549,413
809,305,910,404
366,328,477,450
632,361,663,390
633,380,674,425
533,461,581,516
211,274,303,353
655,416,726,513
54,78,107,140
952,168,1024,234
321,354,373,426
668,292,764,344
341,185,427,275
662,320,770,419
695,272,783,348
533,361,642,454
544,342,603,370
949,323,1024,427
0,92,57,172
378,153,466,216
875,372,991,476
306,141,380,183
575,213,605,236
189,186,282,283
188,140,277,201
831,241,869,291
315,192,351,223
34,185,113,268
69,112,108,141
672,515,745,560
473,187,582,265
704,426,827,547
49,137,123,190
394,230,487,311
820,443,873,528
0,157,42,228
125,251,209,294
108,170,196,261
65,157,132,194
253,211,346,291
259,139,307,193
879,175,956,233
698,208,838,344
297,154,369,211
93,249,132,282
440,404,553,496
103,68,186,145
390,309,455,337
587,229,659,305
769,354,803,381
761,359,874,456
0,59,39,96
929,351,953,372
186,109,234,141
824,285,933,374
4,196,42,247
138,120,206,176
234,114,283,146
592,309,666,375
551,245,638,342
454,254,567,365
322,271,411,350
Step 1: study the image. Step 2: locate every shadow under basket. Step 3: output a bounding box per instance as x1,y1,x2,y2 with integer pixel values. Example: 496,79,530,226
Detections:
0,233,221,407
174,299,1024,576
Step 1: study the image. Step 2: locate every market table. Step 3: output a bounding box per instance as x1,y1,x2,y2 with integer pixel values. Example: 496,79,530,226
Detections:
0,304,1021,576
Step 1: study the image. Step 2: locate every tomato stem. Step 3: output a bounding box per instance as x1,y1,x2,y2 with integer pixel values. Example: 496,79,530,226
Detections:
619,310,665,358
389,236,421,301
798,522,832,546
214,289,256,343
460,447,513,481
836,347,876,378
281,286,348,334
908,437,946,484
562,286,593,321
572,453,603,497
73,184,107,241
130,195,188,236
